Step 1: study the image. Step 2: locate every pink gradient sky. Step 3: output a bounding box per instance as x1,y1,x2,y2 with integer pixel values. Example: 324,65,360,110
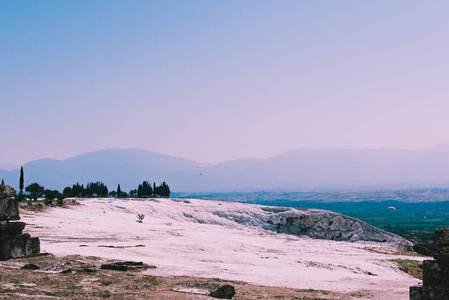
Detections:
1,1,449,165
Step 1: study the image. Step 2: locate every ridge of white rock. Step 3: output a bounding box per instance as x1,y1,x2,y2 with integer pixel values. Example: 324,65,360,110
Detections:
267,209,413,249
86,197,411,249
161,198,410,249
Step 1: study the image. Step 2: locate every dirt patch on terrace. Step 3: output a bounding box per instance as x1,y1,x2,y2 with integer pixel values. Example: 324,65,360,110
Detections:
0,254,368,299
19,199,81,212
362,246,424,257
389,259,423,280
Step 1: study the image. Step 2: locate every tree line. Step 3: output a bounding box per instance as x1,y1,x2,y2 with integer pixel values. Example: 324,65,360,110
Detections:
62,181,170,198
2,166,171,204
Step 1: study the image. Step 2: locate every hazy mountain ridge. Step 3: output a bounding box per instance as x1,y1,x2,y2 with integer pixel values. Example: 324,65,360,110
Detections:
2,146,449,192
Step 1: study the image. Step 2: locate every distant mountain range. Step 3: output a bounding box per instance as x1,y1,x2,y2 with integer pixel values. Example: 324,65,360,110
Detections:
2,146,449,193
0,163,19,171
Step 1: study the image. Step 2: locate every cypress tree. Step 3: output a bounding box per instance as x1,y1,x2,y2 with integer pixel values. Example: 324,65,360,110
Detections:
117,184,121,198
137,183,142,198
70,183,84,197
19,166,24,193
147,181,153,197
1,179,4,185
161,181,170,197
137,181,154,198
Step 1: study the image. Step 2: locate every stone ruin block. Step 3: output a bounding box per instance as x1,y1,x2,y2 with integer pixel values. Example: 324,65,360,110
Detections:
411,228,449,299
0,184,19,221
0,222,40,260
0,184,40,261
422,259,442,287
10,233,40,258
27,237,41,255
410,286,449,300
435,228,449,247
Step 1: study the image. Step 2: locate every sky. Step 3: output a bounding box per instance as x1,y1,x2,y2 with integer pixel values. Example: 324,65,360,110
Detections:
1,1,449,166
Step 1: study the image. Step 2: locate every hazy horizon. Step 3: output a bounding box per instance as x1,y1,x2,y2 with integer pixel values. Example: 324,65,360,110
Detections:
2,1,449,165
3,144,449,170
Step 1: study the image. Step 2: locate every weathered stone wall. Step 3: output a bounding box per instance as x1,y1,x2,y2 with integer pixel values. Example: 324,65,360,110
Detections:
0,184,19,221
0,184,40,260
410,228,449,299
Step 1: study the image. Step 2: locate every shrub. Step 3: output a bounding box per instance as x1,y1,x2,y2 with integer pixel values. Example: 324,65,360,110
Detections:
137,214,145,223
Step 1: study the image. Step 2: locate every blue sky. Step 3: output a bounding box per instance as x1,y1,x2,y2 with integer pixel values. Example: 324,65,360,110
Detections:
1,1,449,165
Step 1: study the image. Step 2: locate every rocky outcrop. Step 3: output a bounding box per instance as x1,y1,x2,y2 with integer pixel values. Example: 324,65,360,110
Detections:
0,184,40,260
266,209,413,250
208,284,236,299
410,228,449,299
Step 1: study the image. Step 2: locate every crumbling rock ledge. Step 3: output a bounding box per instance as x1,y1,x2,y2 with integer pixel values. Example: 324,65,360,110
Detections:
268,209,413,250
210,204,413,250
